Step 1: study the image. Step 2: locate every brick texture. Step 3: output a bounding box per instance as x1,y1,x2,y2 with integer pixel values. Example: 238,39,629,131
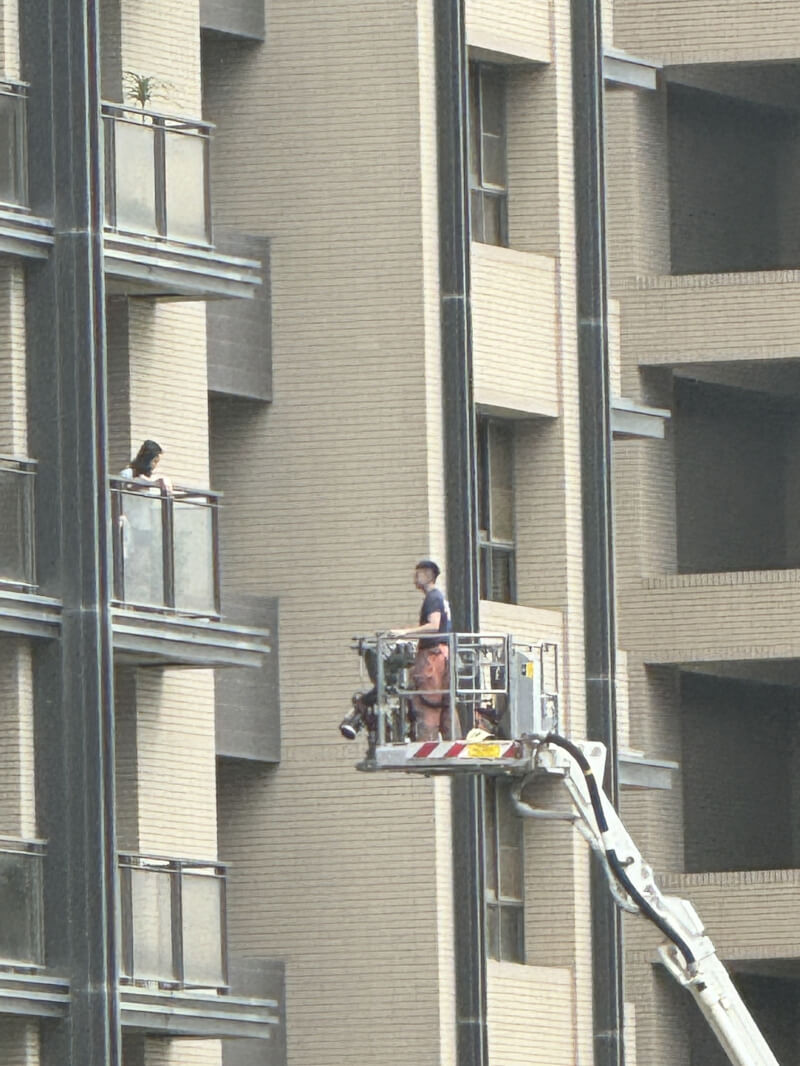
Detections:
466,0,551,63
472,243,559,418
614,0,800,65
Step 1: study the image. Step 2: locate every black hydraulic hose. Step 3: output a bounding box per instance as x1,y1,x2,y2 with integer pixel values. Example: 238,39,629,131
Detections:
544,733,697,969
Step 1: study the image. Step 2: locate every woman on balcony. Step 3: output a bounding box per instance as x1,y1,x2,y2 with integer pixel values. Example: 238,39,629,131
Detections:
120,438,173,494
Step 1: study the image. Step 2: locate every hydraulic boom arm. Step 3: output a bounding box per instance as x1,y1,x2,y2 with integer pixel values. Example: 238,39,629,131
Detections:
516,734,781,1066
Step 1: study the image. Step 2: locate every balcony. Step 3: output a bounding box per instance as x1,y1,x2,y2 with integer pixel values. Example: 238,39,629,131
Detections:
0,80,53,261
471,243,558,419
110,478,270,668
119,853,227,991
0,839,69,1020
118,853,279,1040
0,457,60,640
102,103,260,300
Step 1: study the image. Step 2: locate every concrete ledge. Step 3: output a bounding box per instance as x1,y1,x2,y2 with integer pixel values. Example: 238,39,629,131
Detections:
112,606,271,668
104,233,262,301
0,209,53,260
0,589,61,640
0,972,69,1018
121,985,279,1040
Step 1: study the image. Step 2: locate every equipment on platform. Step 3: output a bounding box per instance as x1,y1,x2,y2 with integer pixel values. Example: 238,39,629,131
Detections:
342,631,782,1066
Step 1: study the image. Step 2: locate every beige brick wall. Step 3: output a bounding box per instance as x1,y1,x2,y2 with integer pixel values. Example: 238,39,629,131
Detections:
621,569,800,663
204,0,458,1060
628,870,800,964
619,270,800,366
0,1018,38,1066
0,0,19,81
614,0,800,65
142,1037,221,1066
126,302,209,487
119,668,217,859
0,265,27,455
506,66,559,257
606,88,670,285
487,961,575,1064
0,638,35,838
472,243,559,418
466,0,551,63
116,0,201,113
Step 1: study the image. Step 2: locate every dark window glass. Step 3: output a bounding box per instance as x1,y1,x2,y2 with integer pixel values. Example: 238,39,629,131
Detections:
468,63,508,246
478,417,516,603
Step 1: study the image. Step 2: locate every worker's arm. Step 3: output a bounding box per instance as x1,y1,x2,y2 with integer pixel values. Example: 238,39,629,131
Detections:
388,612,441,638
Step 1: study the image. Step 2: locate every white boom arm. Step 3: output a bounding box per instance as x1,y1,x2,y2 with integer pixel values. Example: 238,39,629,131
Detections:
518,734,780,1066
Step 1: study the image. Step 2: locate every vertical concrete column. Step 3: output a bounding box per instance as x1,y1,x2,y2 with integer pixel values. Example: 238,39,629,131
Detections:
21,1,121,1064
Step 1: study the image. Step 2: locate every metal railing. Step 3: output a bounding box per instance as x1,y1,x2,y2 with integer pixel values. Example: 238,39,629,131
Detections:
102,102,212,246
118,853,228,990
350,632,558,745
110,478,220,616
0,838,44,968
0,80,27,210
0,456,36,591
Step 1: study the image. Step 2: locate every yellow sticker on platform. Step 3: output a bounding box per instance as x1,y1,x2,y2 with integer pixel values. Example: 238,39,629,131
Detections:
523,662,535,678
467,742,502,759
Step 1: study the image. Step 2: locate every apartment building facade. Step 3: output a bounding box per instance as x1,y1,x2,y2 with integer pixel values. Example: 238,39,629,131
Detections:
0,0,795,1065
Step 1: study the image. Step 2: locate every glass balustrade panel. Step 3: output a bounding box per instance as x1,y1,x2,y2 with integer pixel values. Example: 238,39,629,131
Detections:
173,499,215,614
129,866,175,982
0,94,23,206
164,131,208,244
119,490,165,607
113,119,158,235
0,850,42,965
181,870,224,986
0,470,31,585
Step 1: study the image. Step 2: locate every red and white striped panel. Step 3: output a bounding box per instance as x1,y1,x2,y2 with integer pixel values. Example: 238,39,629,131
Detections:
410,740,522,760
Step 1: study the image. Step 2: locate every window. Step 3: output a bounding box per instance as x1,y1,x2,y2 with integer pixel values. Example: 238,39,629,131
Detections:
478,417,515,602
469,63,508,246
484,778,524,962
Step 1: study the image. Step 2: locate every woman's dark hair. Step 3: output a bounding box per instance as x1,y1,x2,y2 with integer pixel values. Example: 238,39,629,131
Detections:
130,439,163,477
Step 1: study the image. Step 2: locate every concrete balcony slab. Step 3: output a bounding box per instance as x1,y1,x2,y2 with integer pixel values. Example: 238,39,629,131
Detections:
619,271,800,368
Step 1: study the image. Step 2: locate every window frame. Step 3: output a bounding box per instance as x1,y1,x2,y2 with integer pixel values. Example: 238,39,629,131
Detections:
477,416,516,604
468,62,509,247
483,777,524,963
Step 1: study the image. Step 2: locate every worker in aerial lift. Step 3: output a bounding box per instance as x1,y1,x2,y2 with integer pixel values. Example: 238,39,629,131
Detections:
388,559,453,740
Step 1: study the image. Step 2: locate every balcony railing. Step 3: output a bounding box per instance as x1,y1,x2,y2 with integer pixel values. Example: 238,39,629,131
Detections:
0,456,35,591
110,478,220,616
0,839,44,968
103,102,212,246
0,80,27,210
119,853,227,990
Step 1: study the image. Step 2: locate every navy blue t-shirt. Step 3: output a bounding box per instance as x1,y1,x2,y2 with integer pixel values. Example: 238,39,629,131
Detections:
419,587,452,648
